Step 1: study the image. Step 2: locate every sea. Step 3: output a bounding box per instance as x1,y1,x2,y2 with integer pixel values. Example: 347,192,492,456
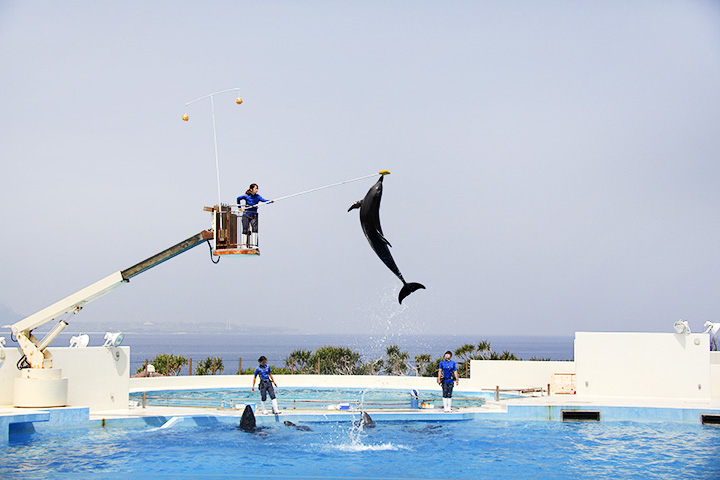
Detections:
49,332,574,375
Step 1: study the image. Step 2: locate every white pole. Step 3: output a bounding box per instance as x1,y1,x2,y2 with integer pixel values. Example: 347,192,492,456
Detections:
210,94,222,208
185,88,242,107
184,88,242,207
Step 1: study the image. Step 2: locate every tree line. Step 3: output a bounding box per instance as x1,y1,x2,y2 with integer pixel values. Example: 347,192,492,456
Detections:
136,340,552,376
281,341,527,377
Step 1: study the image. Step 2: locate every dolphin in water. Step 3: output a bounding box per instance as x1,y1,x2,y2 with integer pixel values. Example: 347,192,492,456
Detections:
348,175,425,304
238,405,257,432
283,420,312,431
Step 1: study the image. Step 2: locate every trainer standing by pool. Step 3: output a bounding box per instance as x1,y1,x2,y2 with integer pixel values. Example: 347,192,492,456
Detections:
252,355,281,415
438,350,459,412
236,183,272,249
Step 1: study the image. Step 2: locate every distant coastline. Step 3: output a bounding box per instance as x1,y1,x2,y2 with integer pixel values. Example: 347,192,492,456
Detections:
45,332,576,374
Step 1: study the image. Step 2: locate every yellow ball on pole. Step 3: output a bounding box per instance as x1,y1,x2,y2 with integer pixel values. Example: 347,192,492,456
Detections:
182,114,189,121
236,98,243,105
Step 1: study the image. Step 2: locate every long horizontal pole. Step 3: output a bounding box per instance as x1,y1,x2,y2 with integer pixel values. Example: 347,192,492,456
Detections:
185,88,242,107
235,170,390,208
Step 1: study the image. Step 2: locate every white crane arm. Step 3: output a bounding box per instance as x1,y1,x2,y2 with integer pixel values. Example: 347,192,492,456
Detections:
10,230,212,369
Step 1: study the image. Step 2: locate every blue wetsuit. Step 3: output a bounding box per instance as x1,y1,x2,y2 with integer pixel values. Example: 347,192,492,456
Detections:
254,364,276,401
237,193,269,235
438,359,457,398
237,193,269,216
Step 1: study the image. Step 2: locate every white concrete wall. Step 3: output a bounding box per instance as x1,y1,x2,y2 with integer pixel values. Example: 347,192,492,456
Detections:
711,352,720,364
0,346,129,411
712,352,720,398
574,332,711,399
2,333,715,412
713,365,720,398
466,360,574,391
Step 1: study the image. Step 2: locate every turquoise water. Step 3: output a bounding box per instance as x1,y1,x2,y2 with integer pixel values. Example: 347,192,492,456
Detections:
130,388,493,410
3,418,719,479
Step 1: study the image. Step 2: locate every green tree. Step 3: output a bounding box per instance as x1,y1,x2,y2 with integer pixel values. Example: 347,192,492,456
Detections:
195,356,224,375
136,353,188,376
454,343,476,364
454,342,488,376
459,340,508,375
309,346,363,375
384,345,410,375
476,340,492,359
359,357,384,375
489,350,519,360
425,357,442,377
285,349,312,373
414,354,431,376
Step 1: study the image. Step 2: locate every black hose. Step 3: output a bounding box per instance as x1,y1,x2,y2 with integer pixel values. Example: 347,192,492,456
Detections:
207,240,220,264
17,355,30,370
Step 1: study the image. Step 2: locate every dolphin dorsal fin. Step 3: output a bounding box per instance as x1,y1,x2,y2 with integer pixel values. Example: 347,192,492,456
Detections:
348,200,362,212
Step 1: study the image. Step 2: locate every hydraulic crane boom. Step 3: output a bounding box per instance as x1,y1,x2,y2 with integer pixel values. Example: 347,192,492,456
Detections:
11,230,213,369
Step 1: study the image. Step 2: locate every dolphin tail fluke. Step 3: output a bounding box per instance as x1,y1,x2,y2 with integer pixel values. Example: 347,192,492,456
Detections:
398,282,425,304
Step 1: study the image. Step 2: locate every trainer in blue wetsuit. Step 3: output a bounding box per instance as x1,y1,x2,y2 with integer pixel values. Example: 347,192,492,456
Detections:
437,351,459,412
236,183,272,249
252,355,280,414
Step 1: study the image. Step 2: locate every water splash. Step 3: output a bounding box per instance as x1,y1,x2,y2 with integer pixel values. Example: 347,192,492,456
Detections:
359,388,374,411
320,416,411,454
332,442,409,452
356,280,429,362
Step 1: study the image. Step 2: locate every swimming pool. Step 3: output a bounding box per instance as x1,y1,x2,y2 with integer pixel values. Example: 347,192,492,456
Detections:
129,387,493,410
3,416,719,479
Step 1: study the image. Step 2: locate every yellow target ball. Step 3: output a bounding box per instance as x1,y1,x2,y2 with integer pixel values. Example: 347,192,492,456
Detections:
236,98,243,105
182,114,189,121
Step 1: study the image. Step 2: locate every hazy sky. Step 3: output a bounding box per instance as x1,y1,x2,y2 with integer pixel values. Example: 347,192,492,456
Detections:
1,1,719,338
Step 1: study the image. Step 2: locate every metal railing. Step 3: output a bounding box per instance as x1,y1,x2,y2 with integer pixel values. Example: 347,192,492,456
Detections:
130,392,488,410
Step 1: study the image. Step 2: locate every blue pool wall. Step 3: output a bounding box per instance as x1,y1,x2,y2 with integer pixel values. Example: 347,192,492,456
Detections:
4,400,720,444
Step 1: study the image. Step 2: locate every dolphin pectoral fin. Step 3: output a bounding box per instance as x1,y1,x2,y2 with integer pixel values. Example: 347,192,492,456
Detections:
348,200,362,212
376,231,392,247
398,282,425,304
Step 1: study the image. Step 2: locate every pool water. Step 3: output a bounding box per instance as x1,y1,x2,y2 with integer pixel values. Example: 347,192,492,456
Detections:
3,418,719,479
130,387,492,410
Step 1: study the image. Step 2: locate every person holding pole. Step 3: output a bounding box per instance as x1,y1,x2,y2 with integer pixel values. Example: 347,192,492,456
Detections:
236,183,272,249
438,350,459,412
252,356,280,415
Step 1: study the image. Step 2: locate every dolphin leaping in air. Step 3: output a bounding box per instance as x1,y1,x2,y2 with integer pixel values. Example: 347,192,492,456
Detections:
348,175,425,304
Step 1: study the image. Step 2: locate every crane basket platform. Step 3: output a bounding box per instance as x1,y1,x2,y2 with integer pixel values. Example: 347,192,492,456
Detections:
208,205,260,256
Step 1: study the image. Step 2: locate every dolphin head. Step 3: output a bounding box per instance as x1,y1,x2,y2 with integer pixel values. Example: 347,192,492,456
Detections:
364,176,384,208
360,411,376,428
239,405,257,432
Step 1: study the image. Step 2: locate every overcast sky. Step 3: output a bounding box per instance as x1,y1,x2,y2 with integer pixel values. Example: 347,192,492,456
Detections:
1,1,719,338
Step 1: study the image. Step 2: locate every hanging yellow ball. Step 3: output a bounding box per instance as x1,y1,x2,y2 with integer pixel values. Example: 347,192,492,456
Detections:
236,98,243,105
182,114,189,121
